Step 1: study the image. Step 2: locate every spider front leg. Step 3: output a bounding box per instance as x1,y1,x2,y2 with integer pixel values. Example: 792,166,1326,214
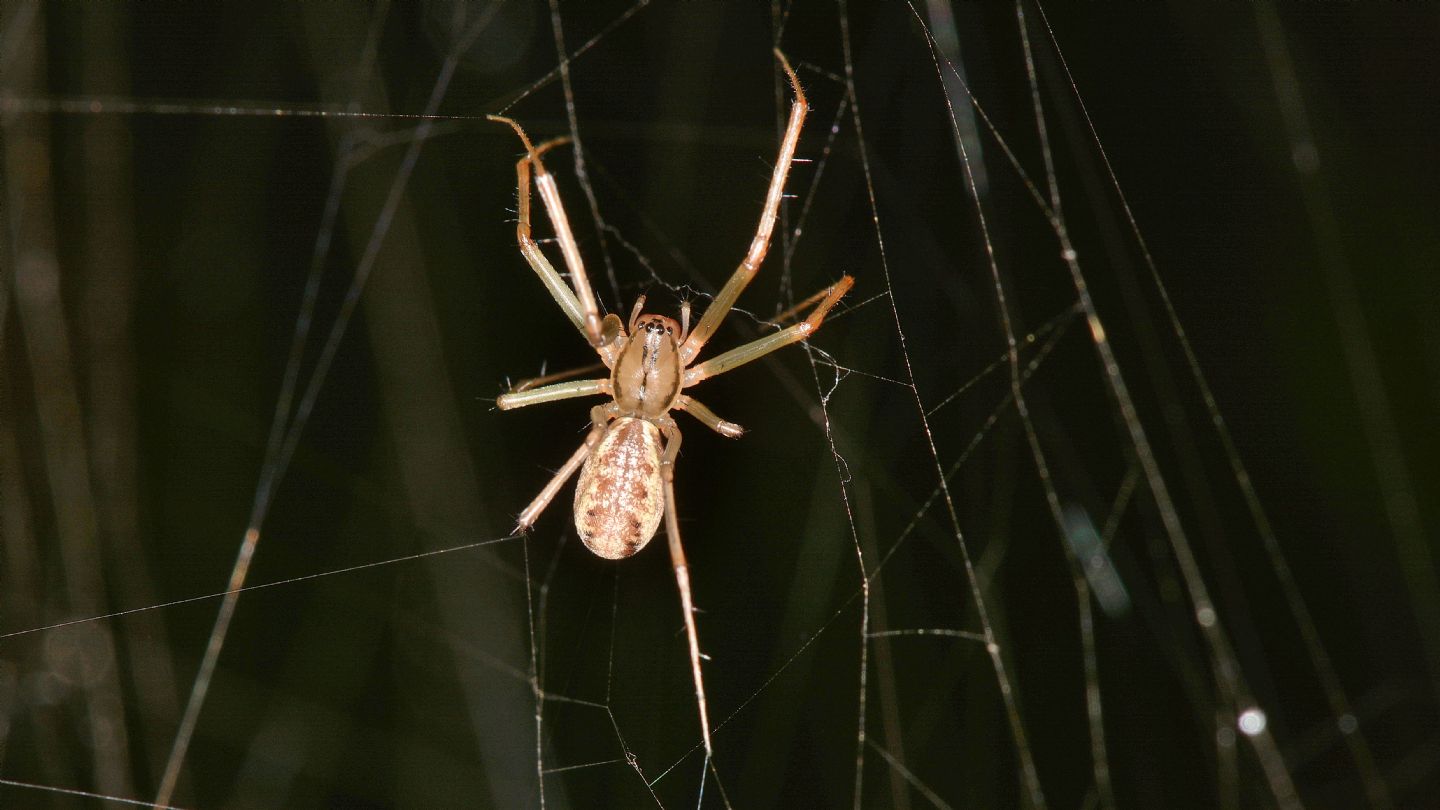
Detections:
656,419,715,755
489,115,621,365
679,50,809,365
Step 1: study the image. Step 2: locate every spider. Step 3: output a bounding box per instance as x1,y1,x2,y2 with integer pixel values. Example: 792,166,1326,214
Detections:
489,50,852,756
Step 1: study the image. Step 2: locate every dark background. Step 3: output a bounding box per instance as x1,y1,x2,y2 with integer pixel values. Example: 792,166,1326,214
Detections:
2,1,1438,808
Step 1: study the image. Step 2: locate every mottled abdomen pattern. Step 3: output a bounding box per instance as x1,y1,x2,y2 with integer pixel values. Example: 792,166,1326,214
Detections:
574,417,665,559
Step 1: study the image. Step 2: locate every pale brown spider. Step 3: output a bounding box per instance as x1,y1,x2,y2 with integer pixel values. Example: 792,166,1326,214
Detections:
490,51,852,755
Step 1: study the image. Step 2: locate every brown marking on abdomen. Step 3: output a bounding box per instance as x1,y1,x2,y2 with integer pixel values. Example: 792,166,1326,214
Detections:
573,418,665,559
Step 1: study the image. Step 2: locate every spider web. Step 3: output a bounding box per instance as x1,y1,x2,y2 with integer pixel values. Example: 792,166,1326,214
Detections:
2,1,1439,808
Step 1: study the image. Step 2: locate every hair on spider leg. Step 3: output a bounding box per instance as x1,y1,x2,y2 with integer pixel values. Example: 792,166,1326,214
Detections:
669,605,712,654
667,601,710,623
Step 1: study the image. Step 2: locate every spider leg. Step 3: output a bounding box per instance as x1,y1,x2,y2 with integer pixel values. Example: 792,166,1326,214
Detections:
657,419,714,755
515,403,617,531
497,377,611,411
770,281,839,325
509,362,609,393
676,394,744,438
490,115,618,365
683,275,853,386
678,50,808,365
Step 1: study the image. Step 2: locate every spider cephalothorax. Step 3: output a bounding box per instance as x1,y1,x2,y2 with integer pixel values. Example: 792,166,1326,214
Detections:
489,50,852,755
610,312,683,419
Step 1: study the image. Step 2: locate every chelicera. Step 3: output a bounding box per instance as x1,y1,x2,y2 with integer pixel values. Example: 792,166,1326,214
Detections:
489,51,852,756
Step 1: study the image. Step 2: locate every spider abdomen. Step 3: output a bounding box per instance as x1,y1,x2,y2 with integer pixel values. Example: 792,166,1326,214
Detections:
574,417,665,559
